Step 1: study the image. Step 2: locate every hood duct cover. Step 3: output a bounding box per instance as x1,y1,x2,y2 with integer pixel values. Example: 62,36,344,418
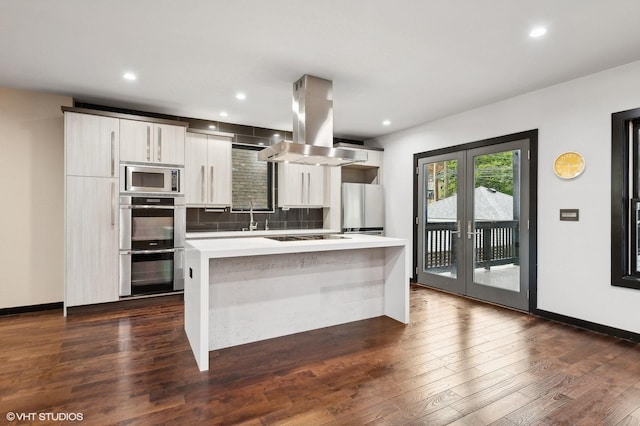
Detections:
258,75,367,166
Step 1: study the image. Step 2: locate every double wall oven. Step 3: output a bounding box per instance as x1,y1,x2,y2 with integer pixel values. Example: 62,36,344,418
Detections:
119,164,185,297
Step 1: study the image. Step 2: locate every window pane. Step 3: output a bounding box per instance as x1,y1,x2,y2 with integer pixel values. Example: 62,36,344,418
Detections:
231,146,272,210
424,159,459,278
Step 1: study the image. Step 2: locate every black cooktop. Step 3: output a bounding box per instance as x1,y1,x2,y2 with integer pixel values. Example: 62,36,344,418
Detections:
265,234,348,242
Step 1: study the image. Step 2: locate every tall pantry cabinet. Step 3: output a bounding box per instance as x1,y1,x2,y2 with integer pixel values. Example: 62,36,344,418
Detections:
64,111,120,308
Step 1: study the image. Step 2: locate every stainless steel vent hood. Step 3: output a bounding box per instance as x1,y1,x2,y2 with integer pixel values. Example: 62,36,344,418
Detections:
258,75,367,166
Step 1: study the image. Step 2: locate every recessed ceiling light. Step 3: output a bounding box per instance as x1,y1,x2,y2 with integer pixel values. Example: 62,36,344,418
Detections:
208,125,216,129
123,72,137,81
235,92,246,100
382,120,391,126
219,111,228,117
273,133,280,137
529,27,547,38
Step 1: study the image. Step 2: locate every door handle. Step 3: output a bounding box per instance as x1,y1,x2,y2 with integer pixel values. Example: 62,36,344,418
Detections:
110,131,115,177
467,221,480,239
210,166,214,203
201,165,205,203
111,181,116,227
307,172,311,204
146,126,151,161
451,220,462,239
301,172,305,204
157,127,162,162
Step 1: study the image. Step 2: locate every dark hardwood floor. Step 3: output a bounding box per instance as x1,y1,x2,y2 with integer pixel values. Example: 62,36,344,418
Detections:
1,285,640,425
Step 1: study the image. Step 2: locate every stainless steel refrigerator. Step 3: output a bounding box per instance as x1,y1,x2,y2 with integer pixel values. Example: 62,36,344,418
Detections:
342,183,384,234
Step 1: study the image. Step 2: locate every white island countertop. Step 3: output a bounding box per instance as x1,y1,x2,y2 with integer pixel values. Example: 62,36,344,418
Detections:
185,233,407,258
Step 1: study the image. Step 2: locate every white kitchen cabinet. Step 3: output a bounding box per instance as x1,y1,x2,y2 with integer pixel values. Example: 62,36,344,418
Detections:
120,119,185,165
278,163,324,208
65,176,119,307
185,132,232,207
65,112,119,177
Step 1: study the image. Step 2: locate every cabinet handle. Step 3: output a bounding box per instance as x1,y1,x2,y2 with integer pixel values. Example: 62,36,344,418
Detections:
201,165,205,203
157,127,162,162
110,131,115,177
301,172,305,204
111,181,116,227
210,166,214,203
307,172,311,204
146,126,151,161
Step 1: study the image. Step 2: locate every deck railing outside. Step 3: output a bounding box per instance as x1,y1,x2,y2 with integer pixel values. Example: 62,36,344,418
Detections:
425,220,519,272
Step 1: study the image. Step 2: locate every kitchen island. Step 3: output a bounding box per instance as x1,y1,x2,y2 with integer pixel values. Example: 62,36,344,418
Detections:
184,233,409,371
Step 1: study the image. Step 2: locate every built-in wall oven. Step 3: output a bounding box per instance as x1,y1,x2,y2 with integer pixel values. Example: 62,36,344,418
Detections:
119,195,185,297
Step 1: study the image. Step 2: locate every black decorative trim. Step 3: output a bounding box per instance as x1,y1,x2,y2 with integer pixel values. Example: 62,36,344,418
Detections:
611,107,640,290
0,302,63,316
534,308,640,343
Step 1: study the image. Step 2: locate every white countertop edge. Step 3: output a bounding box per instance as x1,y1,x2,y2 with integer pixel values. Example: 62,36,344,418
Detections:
186,234,407,258
186,229,339,239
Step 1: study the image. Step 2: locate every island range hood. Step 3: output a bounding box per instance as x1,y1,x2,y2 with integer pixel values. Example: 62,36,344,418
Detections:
258,75,368,166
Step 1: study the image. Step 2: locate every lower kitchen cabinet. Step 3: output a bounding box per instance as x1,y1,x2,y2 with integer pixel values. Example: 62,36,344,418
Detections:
65,176,119,307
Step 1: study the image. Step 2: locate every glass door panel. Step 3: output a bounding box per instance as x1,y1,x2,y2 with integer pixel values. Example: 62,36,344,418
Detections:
417,152,465,294
465,141,529,311
471,150,520,291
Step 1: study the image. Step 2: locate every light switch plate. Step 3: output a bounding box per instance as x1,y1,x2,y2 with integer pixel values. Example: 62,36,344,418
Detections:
559,209,579,221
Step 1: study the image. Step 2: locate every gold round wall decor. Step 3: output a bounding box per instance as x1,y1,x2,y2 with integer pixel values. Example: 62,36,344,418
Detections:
553,151,585,179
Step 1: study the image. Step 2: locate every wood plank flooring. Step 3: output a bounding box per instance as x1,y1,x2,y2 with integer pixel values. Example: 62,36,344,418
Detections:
1,285,640,425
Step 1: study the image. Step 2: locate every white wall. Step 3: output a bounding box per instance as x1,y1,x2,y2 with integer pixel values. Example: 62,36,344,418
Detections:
0,87,72,309
372,60,640,335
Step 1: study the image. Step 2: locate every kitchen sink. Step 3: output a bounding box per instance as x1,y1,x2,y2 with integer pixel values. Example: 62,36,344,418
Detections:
265,234,348,242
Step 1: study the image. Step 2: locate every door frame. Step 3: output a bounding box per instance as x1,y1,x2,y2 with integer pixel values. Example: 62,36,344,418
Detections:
413,129,538,312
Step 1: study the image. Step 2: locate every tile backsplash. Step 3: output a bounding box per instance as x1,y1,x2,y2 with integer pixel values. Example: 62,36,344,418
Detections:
186,208,324,232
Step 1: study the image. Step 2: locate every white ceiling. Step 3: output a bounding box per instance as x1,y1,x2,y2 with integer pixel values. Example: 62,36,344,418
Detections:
2,0,640,140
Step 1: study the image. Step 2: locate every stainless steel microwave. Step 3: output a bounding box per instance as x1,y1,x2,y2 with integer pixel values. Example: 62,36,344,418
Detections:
120,164,183,194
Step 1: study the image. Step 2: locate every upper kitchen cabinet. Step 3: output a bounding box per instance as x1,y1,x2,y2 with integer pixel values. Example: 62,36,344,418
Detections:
185,132,232,207
65,111,119,177
278,163,324,208
120,119,185,165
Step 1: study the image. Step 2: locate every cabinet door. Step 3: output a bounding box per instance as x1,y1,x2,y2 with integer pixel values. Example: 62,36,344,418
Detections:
278,163,324,207
66,176,119,306
120,119,153,163
156,124,185,165
306,165,325,207
185,133,208,206
120,121,185,165
207,135,232,206
65,112,119,177
278,163,303,207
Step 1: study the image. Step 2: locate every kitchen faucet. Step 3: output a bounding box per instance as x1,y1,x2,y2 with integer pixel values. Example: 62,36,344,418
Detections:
249,201,258,231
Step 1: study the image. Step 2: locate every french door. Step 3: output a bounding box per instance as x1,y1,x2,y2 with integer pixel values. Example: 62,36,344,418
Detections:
416,138,532,311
